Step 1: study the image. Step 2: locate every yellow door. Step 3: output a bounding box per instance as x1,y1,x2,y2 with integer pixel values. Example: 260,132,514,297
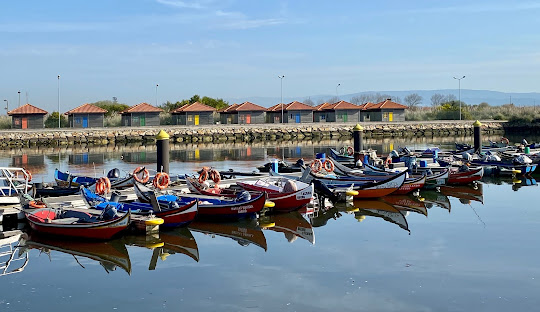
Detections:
194,115,199,125
389,112,393,121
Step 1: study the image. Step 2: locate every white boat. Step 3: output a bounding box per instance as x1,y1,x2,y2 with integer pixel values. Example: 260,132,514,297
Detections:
0,167,32,205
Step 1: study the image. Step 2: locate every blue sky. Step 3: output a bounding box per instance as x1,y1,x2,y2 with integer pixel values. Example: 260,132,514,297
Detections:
1,0,539,112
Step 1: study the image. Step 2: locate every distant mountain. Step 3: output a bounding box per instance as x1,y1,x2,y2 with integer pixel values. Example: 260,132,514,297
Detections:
224,89,540,108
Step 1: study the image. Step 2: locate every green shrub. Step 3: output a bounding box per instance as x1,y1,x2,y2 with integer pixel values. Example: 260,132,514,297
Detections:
104,114,121,127
0,116,11,129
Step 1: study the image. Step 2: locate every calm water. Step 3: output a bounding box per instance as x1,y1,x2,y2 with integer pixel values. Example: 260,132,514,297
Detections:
1,136,540,312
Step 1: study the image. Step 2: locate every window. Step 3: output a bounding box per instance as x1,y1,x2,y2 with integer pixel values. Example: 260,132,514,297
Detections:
14,117,21,125
75,117,82,124
187,115,193,122
133,116,139,123
321,114,326,120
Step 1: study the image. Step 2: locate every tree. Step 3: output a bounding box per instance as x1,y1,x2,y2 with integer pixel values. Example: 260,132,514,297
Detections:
326,96,340,104
91,100,129,117
351,95,372,104
404,93,423,110
45,112,68,128
303,98,315,106
478,102,490,109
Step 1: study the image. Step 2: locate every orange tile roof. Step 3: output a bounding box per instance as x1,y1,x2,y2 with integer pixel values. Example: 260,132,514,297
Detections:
363,99,408,110
235,101,266,111
218,103,240,113
267,101,313,112
121,102,164,114
7,103,48,115
316,101,361,111
171,101,216,113
314,102,332,111
65,103,108,115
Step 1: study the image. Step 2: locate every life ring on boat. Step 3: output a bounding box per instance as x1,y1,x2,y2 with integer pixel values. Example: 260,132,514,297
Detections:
153,172,170,190
133,167,150,184
29,200,46,209
323,159,335,172
501,137,510,145
24,169,32,182
310,159,323,173
198,168,209,183
209,169,221,184
96,177,111,195
384,157,392,168
347,146,354,156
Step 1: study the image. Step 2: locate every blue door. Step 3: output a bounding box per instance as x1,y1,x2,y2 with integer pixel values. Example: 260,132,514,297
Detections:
295,114,301,123
82,116,88,128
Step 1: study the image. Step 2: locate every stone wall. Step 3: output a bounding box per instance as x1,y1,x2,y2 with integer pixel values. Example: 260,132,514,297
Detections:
0,121,507,149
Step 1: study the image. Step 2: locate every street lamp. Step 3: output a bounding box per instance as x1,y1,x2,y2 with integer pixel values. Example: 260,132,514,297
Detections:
3,100,8,113
278,75,285,123
155,84,159,107
58,75,61,128
18,91,21,107
453,75,465,120
336,83,341,100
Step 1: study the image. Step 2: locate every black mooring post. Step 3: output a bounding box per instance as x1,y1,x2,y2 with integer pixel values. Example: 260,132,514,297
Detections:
473,120,482,154
156,130,170,173
353,124,364,162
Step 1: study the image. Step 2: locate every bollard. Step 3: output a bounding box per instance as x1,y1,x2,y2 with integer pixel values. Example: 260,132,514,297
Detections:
473,120,482,154
156,130,170,174
353,124,364,162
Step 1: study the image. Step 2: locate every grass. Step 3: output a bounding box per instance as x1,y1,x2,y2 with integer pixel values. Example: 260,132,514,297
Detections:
0,116,11,129
406,105,540,123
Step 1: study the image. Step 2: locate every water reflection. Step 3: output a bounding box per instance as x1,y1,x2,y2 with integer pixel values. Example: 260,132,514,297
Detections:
189,219,267,251
440,183,484,204
261,211,315,244
421,190,452,212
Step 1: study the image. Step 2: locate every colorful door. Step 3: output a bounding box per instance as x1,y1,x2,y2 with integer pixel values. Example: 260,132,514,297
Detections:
295,114,301,123
194,115,199,125
343,112,348,122
22,117,27,129
140,115,146,126
246,114,251,124
82,116,88,128
389,112,393,121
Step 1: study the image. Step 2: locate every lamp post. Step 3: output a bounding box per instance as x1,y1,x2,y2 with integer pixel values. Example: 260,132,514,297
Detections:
18,91,20,107
58,75,61,128
278,75,285,123
3,100,8,114
155,84,159,107
453,75,465,120
336,83,341,100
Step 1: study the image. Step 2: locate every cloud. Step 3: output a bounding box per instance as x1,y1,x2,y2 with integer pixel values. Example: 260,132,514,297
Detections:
401,2,540,15
155,0,207,9
218,18,286,30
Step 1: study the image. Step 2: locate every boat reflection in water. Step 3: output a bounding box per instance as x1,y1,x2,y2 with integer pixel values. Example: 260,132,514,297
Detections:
189,218,267,251
261,211,315,244
512,177,537,192
1,232,29,277
22,234,131,274
420,190,451,212
440,183,484,204
381,195,428,216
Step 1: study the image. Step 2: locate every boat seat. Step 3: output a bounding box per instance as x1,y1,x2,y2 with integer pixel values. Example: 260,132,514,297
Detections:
50,217,80,224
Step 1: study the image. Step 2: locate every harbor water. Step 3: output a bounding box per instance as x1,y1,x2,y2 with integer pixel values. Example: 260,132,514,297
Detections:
1,135,539,311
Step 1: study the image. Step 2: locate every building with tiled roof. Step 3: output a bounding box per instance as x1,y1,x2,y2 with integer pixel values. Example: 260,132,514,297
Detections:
219,101,266,124
120,103,164,127
266,101,313,124
65,103,108,128
360,99,408,122
7,103,48,129
313,100,362,123
171,102,216,125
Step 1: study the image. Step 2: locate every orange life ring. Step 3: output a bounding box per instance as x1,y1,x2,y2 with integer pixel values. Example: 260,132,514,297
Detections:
310,159,323,173
153,172,170,190
29,200,46,209
384,157,392,168
347,146,354,156
323,159,335,172
198,169,209,183
133,167,150,184
501,137,510,145
209,169,221,184
96,177,111,195
24,169,32,182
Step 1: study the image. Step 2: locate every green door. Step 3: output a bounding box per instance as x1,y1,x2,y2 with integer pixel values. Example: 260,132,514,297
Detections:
140,114,146,126
343,112,348,122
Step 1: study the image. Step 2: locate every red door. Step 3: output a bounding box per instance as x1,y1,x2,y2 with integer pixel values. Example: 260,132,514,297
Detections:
246,114,251,124
22,117,28,129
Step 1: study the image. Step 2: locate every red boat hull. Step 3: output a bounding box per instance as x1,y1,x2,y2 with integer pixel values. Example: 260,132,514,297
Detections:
448,167,483,185
392,175,426,195
197,193,267,219
154,200,198,227
236,182,313,213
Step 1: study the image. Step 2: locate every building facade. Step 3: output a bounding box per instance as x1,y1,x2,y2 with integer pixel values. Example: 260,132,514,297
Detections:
121,103,163,127
65,103,108,128
313,101,362,123
171,102,216,126
7,104,48,129
219,102,266,124
267,101,313,124
360,99,408,122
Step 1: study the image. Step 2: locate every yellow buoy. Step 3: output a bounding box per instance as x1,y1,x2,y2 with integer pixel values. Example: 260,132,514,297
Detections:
346,190,359,196
355,215,366,222
264,201,275,208
260,221,276,229
512,178,522,184
512,169,522,174
145,217,164,226
146,242,165,249
347,207,360,212
418,197,425,201
160,252,171,261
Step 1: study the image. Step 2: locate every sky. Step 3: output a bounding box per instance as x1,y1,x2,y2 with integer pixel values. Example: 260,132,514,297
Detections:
1,0,540,112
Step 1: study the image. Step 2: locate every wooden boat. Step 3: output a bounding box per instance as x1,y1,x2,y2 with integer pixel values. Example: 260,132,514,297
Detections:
186,176,313,213
189,219,268,251
261,211,315,244
55,168,138,189
24,203,130,240
328,148,354,162
363,163,449,189
257,159,303,173
32,183,79,197
81,186,198,228
304,167,408,198
23,234,131,274
134,182,267,220
0,167,32,204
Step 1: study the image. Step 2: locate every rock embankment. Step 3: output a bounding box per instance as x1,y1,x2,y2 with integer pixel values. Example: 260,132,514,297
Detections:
0,121,507,148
